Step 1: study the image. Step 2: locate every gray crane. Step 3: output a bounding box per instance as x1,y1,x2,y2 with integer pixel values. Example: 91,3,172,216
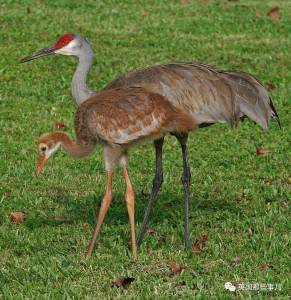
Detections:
21,33,280,252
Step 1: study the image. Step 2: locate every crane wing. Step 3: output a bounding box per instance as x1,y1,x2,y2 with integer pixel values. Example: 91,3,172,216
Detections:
79,88,172,145
106,62,279,129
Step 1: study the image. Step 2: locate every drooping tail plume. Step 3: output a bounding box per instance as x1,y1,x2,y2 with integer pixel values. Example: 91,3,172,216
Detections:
221,71,281,129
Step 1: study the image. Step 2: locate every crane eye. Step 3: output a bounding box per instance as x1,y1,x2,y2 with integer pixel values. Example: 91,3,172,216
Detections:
41,146,47,152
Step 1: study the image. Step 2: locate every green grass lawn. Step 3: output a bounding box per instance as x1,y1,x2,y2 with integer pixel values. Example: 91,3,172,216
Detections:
0,0,290,298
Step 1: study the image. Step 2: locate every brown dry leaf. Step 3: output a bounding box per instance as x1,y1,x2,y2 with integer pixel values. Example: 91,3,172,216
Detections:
192,234,208,254
146,227,156,234
141,10,149,18
169,261,185,276
110,277,134,289
265,82,276,90
256,147,270,156
255,10,262,18
53,122,66,130
260,263,274,271
229,256,241,267
10,212,26,223
267,7,280,21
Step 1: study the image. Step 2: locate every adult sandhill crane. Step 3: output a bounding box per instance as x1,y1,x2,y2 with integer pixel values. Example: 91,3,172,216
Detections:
35,87,196,258
21,33,280,250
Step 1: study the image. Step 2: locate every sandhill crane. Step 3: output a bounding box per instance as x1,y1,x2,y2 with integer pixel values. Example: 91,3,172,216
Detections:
21,33,280,250
35,87,196,258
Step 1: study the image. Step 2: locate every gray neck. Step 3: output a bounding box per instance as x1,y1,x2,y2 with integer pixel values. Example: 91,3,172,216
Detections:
72,44,95,106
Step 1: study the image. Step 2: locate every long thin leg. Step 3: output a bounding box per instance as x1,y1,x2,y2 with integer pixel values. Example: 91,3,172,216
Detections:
175,133,191,250
86,171,113,257
136,137,164,247
122,166,137,259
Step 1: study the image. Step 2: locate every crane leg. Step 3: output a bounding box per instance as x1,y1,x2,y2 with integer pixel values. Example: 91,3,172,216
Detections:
175,133,191,250
136,138,164,247
122,166,137,259
86,171,113,257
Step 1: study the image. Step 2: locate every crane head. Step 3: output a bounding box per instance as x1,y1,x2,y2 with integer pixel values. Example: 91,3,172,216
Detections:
36,134,61,176
20,33,82,63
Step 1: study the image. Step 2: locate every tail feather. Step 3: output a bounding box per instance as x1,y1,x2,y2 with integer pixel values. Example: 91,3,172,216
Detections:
269,96,281,128
221,71,281,129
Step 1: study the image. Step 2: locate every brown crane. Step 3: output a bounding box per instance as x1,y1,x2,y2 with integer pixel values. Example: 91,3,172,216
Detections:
21,33,280,251
35,87,196,258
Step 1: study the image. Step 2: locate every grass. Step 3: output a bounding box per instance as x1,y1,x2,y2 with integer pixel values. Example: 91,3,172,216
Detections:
0,0,290,298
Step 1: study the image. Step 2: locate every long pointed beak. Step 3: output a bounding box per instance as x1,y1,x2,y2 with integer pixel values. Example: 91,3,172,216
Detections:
20,45,56,63
36,154,47,176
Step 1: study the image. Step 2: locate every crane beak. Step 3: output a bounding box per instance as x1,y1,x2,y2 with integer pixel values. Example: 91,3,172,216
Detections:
36,154,47,176
20,45,56,63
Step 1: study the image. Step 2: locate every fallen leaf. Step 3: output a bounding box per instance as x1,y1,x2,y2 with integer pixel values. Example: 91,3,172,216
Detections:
229,256,241,267
141,10,149,18
256,147,270,156
10,212,26,223
265,82,276,90
53,122,66,130
255,10,262,18
146,227,155,234
110,277,134,289
260,263,274,271
192,235,208,254
267,6,280,21
169,261,185,276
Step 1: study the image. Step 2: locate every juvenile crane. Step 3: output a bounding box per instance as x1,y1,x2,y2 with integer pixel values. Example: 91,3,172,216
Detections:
35,87,196,258
21,33,280,250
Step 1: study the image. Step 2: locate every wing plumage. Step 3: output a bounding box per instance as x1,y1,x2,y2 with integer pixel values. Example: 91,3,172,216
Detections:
90,97,166,144
105,62,279,129
75,88,196,145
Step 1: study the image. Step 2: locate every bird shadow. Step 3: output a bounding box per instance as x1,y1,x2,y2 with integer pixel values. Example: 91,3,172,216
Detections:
24,187,241,230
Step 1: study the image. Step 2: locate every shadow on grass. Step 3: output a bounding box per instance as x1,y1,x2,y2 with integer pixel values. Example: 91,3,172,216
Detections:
23,187,242,231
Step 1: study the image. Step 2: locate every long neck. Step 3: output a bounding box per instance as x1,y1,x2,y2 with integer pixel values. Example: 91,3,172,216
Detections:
72,45,95,106
53,132,95,157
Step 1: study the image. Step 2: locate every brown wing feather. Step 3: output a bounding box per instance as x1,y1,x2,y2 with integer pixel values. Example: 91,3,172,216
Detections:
75,87,196,145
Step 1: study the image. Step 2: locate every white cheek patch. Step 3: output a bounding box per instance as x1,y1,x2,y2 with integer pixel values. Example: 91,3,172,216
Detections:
55,40,78,56
46,142,61,159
